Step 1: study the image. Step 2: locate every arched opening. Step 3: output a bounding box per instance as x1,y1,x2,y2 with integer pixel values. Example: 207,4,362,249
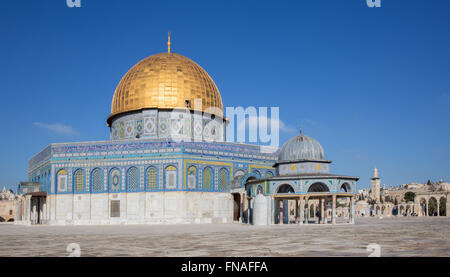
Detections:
392,206,398,216
420,198,427,216
439,197,447,216
165,165,178,189
232,193,241,222
406,205,411,216
0,217,5,222
428,197,438,216
91,168,103,192
256,185,264,195
202,167,214,191
109,168,121,192
340,183,351,193
252,170,261,179
277,184,295,194
400,206,405,216
7,218,14,222
310,205,315,219
308,183,329,193
73,169,85,193
218,168,228,192
244,177,257,224
126,167,139,192
146,167,158,191
232,170,246,189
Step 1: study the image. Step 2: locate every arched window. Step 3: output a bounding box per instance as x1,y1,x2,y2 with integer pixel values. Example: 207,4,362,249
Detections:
340,183,351,193
73,169,85,192
253,170,261,179
187,166,197,190
146,167,158,191
203,167,213,191
165,165,177,189
127,167,139,192
57,169,68,192
91,168,103,192
218,168,228,191
308,182,329,193
109,168,121,192
277,184,295,194
256,185,264,195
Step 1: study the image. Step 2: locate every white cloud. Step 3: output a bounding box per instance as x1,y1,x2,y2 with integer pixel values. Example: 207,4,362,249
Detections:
279,120,297,134
236,115,295,134
34,122,79,136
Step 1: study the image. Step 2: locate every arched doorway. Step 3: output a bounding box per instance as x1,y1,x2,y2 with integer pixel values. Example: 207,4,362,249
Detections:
275,184,295,224
428,197,438,216
232,193,241,222
392,206,398,216
0,217,5,222
439,197,447,216
308,183,329,193
244,177,257,224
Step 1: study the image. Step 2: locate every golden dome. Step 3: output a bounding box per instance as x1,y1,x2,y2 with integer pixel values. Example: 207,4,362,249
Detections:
107,52,223,124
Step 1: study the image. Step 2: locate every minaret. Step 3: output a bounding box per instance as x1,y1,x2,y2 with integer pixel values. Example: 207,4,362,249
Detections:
371,168,381,203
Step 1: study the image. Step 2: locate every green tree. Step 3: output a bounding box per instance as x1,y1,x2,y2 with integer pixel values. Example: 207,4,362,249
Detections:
404,192,416,202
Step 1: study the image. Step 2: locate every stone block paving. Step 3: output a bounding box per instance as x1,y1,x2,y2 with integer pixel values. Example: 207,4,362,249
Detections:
0,217,448,257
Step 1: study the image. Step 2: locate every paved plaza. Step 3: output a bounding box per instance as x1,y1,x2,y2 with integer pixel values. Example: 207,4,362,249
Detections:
0,217,449,257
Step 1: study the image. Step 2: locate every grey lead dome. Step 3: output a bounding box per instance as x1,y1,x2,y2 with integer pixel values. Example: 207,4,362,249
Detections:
278,134,325,161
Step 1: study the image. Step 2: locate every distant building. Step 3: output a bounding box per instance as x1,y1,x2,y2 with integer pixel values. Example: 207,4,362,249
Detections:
0,187,18,222
355,169,449,217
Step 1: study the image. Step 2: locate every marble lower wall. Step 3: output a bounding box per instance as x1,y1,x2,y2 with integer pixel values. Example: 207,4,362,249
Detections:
43,192,233,225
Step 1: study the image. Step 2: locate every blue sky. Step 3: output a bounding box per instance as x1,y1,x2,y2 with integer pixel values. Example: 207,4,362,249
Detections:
1,0,449,192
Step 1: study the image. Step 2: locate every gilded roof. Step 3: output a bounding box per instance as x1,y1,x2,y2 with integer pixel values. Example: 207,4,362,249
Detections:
108,52,223,123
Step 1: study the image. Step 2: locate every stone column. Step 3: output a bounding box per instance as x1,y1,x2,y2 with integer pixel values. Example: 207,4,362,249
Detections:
350,196,355,224
332,194,337,225
437,201,440,217
299,196,304,225
320,198,325,224
279,200,283,225
426,200,429,217
305,197,309,225
240,193,244,223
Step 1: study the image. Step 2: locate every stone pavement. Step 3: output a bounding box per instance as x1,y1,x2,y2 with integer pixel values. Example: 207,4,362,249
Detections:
0,217,448,257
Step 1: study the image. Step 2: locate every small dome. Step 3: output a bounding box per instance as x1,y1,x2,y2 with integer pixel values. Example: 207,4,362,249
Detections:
278,134,325,161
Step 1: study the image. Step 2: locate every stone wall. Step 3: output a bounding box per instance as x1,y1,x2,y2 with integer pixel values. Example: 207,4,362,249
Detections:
40,191,232,225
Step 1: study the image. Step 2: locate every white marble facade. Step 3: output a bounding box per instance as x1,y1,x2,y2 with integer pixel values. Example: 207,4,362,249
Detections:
34,192,233,225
